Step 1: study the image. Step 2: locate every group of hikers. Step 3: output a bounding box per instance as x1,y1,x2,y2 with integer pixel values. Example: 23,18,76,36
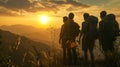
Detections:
59,11,120,67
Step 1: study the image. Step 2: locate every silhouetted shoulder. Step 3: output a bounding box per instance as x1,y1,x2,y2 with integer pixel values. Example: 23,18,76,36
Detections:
74,22,80,28
87,16,98,24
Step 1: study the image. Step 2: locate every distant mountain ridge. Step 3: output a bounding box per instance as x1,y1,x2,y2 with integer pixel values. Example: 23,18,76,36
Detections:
0,24,52,43
0,24,44,34
0,24,61,47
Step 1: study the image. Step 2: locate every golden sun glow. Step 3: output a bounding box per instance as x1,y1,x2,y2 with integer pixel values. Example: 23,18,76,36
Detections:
39,15,49,25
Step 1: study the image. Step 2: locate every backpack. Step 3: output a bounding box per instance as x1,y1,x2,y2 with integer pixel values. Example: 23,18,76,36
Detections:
70,22,80,37
102,14,120,41
102,20,119,40
103,21,113,35
63,20,80,40
86,16,98,40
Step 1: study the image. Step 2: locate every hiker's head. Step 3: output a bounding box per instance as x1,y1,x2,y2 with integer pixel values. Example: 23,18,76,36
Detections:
63,16,68,23
68,12,74,19
87,16,98,23
83,13,89,21
106,14,116,21
100,11,107,19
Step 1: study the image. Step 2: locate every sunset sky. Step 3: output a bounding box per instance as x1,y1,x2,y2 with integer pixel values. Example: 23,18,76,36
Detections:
0,0,120,28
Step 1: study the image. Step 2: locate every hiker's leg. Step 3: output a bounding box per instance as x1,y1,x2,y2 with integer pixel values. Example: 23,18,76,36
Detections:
110,51,117,67
82,37,89,66
65,48,67,63
89,50,94,62
89,40,95,67
89,42,95,63
67,48,72,64
108,44,117,67
102,46,109,62
62,40,67,64
104,41,114,66
84,50,88,63
83,50,89,67
63,47,67,64
103,50,111,67
72,47,78,64
82,38,88,63
89,49,95,67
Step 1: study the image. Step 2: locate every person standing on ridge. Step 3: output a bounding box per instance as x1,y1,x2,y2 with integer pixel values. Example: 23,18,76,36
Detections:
59,16,68,65
65,13,80,65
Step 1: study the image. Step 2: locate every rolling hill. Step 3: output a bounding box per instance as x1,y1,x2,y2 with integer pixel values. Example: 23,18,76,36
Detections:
0,29,62,67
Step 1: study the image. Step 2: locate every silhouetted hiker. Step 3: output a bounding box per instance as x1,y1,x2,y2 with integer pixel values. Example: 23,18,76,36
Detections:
65,12,80,65
59,16,68,65
79,13,89,39
99,11,107,52
79,13,90,66
79,13,89,45
100,14,119,67
83,15,98,67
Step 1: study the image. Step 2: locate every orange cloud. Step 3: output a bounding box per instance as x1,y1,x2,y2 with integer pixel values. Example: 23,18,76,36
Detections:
0,0,90,15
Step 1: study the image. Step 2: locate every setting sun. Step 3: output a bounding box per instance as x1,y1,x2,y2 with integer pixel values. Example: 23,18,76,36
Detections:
39,15,49,25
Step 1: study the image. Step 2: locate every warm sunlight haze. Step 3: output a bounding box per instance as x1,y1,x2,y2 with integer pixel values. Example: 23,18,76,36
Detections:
39,15,49,25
